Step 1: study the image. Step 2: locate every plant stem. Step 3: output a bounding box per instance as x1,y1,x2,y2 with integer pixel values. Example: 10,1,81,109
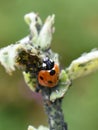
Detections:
41,87,67,130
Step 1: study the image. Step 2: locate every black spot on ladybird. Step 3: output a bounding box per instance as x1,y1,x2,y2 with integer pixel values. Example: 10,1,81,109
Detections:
50,70,55,76
40,76,44,80
48,80,53,84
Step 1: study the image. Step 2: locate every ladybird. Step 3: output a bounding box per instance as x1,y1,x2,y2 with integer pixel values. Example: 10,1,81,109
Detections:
38,58,60,88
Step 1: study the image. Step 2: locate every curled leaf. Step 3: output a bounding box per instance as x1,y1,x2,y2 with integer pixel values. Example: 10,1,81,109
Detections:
23,71,36,92
67,49,98,80
50,70,71,102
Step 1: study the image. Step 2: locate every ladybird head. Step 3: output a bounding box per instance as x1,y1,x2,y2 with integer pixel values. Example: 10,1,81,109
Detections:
42,57,54,70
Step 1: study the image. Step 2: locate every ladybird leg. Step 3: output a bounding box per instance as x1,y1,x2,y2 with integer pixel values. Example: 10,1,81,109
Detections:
35,84,45,92
35,84,41,92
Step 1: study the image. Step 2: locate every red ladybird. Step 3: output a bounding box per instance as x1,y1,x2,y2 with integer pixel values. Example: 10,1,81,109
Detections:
38,58,60,87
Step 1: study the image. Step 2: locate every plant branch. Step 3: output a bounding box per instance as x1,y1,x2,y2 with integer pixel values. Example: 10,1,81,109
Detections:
41,87,67,130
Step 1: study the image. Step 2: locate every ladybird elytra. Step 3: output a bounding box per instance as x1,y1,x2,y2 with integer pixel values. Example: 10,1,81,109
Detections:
38,63,60,88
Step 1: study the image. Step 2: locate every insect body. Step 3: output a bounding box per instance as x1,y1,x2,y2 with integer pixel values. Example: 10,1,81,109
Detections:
38,58,60,88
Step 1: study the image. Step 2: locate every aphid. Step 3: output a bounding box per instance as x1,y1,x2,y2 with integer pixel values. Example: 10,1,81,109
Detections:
38,58,60,87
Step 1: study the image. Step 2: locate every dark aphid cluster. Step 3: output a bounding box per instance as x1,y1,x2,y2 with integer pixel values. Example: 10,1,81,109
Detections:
16,50,42,74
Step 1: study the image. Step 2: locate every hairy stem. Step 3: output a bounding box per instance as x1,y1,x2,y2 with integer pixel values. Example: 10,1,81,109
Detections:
41,87,67,130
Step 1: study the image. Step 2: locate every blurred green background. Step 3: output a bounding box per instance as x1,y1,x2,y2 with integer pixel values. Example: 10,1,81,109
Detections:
0,0,98,130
